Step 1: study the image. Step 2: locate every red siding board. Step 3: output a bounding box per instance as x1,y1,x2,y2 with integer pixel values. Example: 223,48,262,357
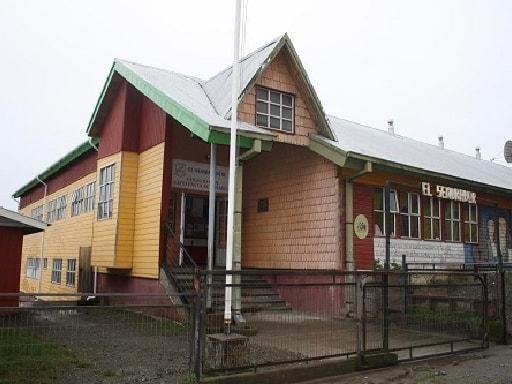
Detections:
140,97,166,151
0,227,24,306
122,84,142,152
353,183,375,270
98,82,127,159
19,149,98,209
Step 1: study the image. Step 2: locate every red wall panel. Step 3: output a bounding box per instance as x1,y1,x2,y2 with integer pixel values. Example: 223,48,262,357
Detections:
140,96,166,151
352,183,375,270
0,227,24,306
98,82,127,159
19,149,98,209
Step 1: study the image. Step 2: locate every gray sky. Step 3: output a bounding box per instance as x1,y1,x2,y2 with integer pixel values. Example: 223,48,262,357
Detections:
1,0,511,211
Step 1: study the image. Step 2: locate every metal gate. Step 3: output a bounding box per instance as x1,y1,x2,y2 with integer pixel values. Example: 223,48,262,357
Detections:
358,270,488,362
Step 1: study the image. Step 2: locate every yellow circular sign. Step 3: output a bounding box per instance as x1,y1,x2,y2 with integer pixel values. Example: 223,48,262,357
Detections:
354,214,369,239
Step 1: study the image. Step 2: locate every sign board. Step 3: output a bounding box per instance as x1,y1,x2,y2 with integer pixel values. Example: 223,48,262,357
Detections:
421,182,476,203
172,159,229,193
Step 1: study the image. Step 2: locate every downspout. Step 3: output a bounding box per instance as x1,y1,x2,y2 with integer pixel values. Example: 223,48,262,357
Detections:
344,161,372,317
36,176,47,296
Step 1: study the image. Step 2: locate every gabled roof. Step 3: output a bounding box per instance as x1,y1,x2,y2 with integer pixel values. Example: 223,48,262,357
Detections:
87,34,333,144
0,206,46,234
201,34,333,140
310,115,512,193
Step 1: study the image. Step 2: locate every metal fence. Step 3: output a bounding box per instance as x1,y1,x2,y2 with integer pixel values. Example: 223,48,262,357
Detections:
0,270,491,383
0,293,193,384
196,269,489,376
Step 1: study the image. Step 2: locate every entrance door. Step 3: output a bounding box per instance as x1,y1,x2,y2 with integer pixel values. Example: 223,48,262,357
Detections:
181,195,228,266
215,198,228,267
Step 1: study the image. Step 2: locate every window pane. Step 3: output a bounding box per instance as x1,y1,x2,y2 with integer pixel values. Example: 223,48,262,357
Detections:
374,189,383,210
411,218,419,238
256,102,268,114
282,107,292,120
424,218,432,239
432,219,440,240
282,94,293,106
269,104,280,116
256,88,268,100
375,212,384,236
256,114,268,126
282,120,293,131
269,91,280,103
270,117,280,129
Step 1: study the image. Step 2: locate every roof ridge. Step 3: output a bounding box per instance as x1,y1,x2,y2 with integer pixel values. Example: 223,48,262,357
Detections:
203,34,284,84
327,114,506,165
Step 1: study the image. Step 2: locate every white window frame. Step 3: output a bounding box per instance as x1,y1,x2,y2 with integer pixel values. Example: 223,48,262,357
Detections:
71,187,84,216
26,258,41,279
423,196,441,241
31,205,44,222
47,199,57,224
445,201,461,242
51,258,62,284
98,165,115,220
464,203,478,243
66,259,76,286
256,87,294,132
399,191,421,239
56,195,67,220
374,188,399,237
84,181,96,212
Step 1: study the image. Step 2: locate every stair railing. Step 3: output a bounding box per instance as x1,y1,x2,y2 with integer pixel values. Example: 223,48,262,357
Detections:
163,223,199,300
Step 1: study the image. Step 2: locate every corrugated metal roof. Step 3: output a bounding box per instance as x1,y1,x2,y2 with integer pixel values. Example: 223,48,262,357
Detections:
324,115,512,191
0,206,46,234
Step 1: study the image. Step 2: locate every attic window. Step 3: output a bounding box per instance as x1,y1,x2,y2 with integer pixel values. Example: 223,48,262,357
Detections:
256,87,294,132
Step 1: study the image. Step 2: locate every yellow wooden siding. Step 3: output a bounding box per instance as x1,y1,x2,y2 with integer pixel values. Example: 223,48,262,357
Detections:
19,173,96,295
131,143,164,278
91,153,122,267
115,151,138,268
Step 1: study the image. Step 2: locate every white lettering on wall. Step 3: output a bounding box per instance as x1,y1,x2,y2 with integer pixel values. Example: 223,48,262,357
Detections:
421,182,476,203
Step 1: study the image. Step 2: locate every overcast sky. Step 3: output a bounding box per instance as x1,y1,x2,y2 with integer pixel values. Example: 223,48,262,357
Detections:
1,0,511,211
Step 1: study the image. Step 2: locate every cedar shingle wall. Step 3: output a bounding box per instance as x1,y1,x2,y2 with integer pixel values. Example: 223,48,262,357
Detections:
242,143,339,269
238,49,318,146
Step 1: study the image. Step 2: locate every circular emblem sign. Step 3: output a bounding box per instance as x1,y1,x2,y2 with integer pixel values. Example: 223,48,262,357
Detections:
354,214,369,239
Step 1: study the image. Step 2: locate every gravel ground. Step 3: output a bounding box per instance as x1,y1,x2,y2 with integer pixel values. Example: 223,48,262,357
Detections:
301,344,512,384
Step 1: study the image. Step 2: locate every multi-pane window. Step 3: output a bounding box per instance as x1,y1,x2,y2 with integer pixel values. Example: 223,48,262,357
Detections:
71,187,84,216
47,199,57,223
374,188,398,237
31,205,44,221
399,192,421,238
84,182,96,212
256,87,294,132
51,258,62,284
464,203,478,243
56,195,67,220
423,197,441,240
26,258,40,279
98,165,115,220
445,201,461,242
66,259,76,286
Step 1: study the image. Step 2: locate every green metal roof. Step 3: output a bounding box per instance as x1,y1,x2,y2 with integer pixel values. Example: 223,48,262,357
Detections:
13,138,98,198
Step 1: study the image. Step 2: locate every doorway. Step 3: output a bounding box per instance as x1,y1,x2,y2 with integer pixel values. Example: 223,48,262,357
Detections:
181,194,227,266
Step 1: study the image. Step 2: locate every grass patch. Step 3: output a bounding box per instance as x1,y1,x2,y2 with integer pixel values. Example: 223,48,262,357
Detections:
0,328,75,384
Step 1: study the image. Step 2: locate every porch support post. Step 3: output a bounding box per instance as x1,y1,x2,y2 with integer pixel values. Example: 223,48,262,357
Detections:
233,165,245,323
207,143,217,310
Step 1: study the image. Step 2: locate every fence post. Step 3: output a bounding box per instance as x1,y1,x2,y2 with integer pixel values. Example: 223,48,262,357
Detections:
193,270,203,381
481,273,489,348
355,273,363,369
402,255,408,318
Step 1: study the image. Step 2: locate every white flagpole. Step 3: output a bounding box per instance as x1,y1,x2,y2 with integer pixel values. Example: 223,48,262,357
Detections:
224,0,242,334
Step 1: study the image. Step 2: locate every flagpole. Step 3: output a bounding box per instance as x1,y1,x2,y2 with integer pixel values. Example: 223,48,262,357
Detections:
224,0,242,334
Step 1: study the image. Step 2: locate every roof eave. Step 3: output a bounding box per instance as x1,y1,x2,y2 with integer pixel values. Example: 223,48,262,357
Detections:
88,60,212,142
